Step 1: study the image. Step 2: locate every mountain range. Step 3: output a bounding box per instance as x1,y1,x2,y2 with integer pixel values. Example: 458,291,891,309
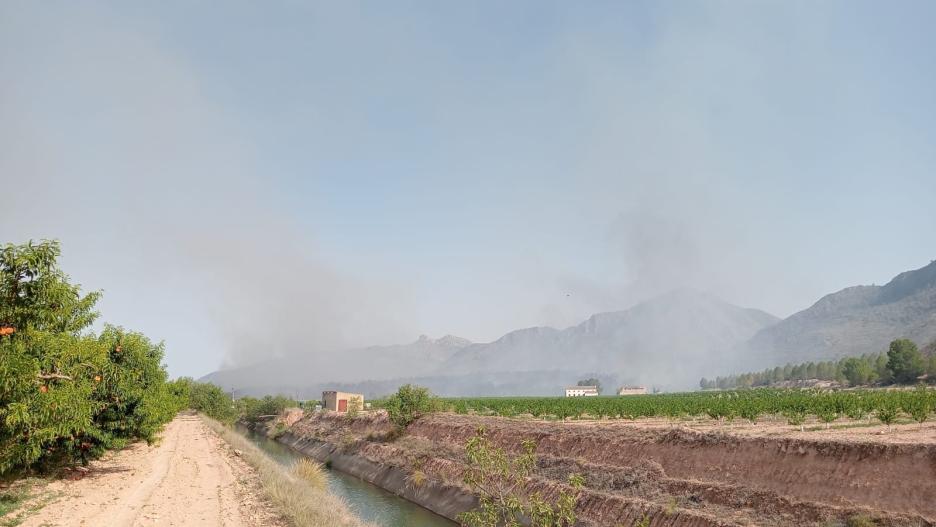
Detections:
743,259,936,366
438,289,777,390
203,259,936,396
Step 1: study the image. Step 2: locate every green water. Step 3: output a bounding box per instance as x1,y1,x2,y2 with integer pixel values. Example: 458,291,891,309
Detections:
236,426,457,527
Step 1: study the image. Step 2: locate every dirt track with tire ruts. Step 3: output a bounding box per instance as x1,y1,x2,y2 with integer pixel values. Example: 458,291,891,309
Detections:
13,415,286,527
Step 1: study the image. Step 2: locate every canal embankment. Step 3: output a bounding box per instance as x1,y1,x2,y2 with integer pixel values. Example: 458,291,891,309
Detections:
270,409,936,527
237,418,459,527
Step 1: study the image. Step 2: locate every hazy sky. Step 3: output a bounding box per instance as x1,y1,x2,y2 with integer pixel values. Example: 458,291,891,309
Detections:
2,1,935,378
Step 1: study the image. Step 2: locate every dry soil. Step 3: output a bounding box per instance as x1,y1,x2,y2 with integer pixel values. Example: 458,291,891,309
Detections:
15,414,286,527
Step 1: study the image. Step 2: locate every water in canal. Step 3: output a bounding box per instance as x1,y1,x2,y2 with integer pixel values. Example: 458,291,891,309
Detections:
236,426,457,527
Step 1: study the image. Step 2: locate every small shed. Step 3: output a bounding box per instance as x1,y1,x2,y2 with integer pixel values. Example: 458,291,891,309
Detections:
322,390,364,413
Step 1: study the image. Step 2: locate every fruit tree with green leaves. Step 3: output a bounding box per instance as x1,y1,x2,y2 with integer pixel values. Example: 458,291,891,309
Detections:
0,240,184,474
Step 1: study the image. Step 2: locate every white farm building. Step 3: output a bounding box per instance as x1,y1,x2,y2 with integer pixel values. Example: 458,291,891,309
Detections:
617,386,647,396
565,386,599,397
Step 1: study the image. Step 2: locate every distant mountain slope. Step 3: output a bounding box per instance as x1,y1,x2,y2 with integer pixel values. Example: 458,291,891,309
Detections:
439,289,779,390
202,290,777,395
745,260,936,366
200,261,936,396
201,334,471,394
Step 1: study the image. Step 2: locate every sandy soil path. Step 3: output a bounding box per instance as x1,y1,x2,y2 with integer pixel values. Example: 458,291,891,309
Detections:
19,414,285,527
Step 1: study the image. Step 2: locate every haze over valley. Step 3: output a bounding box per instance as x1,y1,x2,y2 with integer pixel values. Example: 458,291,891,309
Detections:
205,259,936,396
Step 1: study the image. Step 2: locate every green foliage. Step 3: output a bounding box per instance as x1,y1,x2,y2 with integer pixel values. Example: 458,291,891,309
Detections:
875,398,899,428
0,240,184,474
384,384,435,429
704,353,891,390
235,394,297,423
886,339,925,384
782,401,807,430
738,396,764,424
813,391,844,428
457,427,582,527
705,339,936,390
844,394,870,422
415,387,936,431
186,381,236,423
903,385,933,427
0,240,101,335
842,357,876,387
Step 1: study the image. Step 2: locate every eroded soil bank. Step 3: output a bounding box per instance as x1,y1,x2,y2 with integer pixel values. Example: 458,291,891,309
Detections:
274,411,936,527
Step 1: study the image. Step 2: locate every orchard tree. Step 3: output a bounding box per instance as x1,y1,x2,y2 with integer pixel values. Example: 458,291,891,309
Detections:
91,326,177,441
0,241,103,471
904,385,932,429
886,339,925,384
1,240,181,474
1,240,101,335
876,399,900,431
188,381,236,423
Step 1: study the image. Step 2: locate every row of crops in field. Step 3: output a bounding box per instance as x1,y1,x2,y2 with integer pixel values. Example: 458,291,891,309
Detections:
430,387,936,427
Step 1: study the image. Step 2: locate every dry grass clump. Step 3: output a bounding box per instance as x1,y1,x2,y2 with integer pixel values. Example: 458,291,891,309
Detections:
405,470,427,489
200,415,373,527
291,458,327,490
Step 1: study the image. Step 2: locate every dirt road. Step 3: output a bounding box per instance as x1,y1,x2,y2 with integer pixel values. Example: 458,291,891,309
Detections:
19,415,285,527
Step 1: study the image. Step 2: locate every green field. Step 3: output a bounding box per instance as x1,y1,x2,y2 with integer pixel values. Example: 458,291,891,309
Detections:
377,387,936,426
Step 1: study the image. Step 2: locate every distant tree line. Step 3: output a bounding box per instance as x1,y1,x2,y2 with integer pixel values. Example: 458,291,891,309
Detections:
170,378,298,424
701,338,936,390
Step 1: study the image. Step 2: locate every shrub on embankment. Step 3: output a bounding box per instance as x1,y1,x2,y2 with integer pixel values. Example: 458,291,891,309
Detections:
380,384,437,428
0,240,187,475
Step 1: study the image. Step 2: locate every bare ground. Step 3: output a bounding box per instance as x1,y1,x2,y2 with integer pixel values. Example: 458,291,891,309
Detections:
11,415,287,527
555,414,936,445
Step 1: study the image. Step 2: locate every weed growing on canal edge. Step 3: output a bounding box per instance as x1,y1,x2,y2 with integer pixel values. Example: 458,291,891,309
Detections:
291,458,327,491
